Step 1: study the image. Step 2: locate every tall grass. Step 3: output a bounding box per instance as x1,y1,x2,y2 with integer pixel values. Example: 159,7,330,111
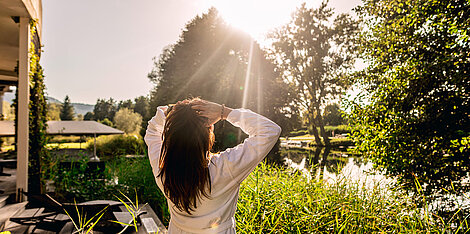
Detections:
236,163,462,233
110,157,170,225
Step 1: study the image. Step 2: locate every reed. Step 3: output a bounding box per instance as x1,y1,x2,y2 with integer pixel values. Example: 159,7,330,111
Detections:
235,163,466,233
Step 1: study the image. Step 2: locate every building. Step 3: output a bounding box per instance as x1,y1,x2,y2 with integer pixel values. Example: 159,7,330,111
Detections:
0,0,42,201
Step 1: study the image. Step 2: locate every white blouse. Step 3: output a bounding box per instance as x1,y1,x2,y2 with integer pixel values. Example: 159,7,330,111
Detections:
145,107,281,234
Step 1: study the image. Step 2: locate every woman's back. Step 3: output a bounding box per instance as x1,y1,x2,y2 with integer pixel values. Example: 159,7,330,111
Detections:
145,101,281,233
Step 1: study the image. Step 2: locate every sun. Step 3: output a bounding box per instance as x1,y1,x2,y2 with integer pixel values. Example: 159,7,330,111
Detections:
208,0,311,40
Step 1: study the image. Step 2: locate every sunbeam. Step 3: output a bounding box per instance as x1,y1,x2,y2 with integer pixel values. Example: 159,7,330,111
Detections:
172,32,233,101
241,39,254,109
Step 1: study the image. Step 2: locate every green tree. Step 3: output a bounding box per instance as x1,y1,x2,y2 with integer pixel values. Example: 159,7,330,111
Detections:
59,95,75,120
118,99,134,110
84,111,94,120
148,8,299,147
323,103,345,126
93,98,117,121
134,96,150,137
134,96,149,119
113,108,142,134
269,2,358,146
46,103,61,120
349,0,470,203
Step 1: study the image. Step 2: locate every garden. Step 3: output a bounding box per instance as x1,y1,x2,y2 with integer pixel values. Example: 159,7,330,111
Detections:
0,0,469,233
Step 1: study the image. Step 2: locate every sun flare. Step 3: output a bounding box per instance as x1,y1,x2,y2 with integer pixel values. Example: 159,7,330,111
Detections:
209,0,318,40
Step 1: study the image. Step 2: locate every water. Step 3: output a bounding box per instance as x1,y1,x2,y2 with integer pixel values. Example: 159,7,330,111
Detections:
275,146,470,221
273,146,395,189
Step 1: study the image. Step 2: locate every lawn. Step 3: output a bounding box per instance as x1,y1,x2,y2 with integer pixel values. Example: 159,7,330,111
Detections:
1,142,89,152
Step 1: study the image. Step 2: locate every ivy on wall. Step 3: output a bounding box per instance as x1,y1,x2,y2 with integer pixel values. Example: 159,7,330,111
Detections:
28,20,48,194
12,20,49,194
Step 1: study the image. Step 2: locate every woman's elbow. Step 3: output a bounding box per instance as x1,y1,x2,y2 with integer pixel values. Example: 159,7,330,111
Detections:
275,125,282,137
270,124,282,140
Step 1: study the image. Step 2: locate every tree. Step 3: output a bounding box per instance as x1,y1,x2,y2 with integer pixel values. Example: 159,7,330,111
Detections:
46,103,61,120
84,111,94,120
60,95,74,120
349,0,469,203
113,108,142,134
134,96,150,119
148,8,299,148
93,98,117,121
269,2,358,146
323,103,345,126
118,99,134,110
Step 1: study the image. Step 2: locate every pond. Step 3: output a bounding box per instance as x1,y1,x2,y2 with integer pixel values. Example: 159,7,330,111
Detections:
269,145,395,190
272,145,470,220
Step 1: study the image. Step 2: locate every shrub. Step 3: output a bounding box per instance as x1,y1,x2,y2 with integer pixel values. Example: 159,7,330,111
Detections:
109,157,169,225
289,125,350,138
53,155,120,202
113,108,142,134
323,125,349,136
288,129,309,137
86,135,146,160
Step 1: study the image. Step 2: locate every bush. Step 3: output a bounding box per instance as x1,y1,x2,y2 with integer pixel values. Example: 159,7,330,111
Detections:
288,129,309,137
53,155,120,202
86,135,146,160
323,125,349,136
289,126,350,138
51,153,169,225
109,157,169,225
49,135,87,143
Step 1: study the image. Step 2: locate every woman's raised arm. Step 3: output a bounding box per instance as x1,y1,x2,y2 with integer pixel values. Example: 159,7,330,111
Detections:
144,105,168,176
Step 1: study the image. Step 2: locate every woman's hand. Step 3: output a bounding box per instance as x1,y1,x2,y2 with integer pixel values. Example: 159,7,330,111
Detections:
190,99,231,126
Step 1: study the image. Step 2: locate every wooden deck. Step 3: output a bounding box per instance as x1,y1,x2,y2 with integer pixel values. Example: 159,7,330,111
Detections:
0,166,167,233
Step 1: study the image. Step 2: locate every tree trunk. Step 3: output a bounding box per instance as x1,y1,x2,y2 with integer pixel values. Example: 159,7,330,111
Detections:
316,114,330,146
308,115,322,146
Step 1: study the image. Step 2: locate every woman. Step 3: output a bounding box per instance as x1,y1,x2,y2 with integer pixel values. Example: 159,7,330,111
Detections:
145,98,281,233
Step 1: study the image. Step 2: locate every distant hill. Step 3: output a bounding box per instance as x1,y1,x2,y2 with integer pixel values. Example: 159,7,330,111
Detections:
72,103,94,116
46,96,61,104
2,93,94,116
46,96,94,116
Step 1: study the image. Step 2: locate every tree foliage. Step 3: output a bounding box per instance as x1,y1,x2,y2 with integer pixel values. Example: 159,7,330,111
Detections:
348,0,470,202
93,98,117,121
118,99,134,110
46,103,61,120
113,108,142,134
323,103,345,126
269,2,358,145
148,8,299,148
59,95,74,120
134,96,150,120
84,111,94,120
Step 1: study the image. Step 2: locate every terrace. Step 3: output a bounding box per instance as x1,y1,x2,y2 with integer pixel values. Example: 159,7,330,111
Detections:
0,1,167,232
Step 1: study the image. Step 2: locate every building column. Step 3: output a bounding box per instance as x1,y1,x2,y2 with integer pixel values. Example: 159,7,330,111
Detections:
0,93,3,119
16,17,30,202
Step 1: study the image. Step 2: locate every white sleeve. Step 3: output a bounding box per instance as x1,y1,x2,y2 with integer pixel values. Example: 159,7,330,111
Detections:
215,109,281,184
144,106,167,178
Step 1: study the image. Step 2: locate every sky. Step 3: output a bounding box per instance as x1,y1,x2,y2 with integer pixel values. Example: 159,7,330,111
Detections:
41,0,362,104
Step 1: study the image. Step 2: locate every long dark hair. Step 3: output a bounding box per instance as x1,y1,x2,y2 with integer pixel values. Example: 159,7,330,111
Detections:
158,99,214,214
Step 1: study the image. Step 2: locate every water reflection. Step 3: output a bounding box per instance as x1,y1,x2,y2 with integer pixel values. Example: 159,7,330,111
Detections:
271,146,470,226
272,147,395,189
